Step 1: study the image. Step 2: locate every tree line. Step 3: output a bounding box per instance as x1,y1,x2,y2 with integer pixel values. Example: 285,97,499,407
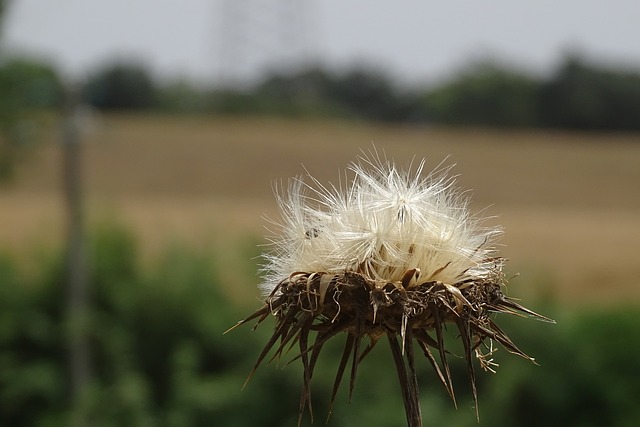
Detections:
2,54,640,131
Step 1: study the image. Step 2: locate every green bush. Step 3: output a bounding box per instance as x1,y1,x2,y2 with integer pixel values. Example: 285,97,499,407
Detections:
1,225,639,426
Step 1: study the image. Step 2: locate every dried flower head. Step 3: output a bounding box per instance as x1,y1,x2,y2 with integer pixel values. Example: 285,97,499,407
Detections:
228,152,553,427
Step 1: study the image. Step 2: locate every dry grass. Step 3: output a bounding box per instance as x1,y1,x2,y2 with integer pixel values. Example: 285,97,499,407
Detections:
1,114,639,304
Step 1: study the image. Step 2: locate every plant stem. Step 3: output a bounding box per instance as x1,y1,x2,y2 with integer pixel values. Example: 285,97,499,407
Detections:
388,334,422,427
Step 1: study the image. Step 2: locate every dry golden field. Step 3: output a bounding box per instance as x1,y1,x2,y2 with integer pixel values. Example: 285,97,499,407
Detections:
1,114,639,304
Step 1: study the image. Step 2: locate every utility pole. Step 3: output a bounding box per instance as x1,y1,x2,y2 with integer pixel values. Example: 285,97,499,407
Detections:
62,86,90,427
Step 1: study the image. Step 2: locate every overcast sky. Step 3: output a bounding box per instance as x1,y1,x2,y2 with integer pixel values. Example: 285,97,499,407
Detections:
3,0,640,86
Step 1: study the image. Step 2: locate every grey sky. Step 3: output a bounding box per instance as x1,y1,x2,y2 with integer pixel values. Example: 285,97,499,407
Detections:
3,0,640,86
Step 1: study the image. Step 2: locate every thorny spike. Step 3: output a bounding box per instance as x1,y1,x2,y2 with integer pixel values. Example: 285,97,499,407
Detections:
297,320,313,427
455,316,479,421
242,306,296,390
223,304,270,334
327,333,355,422
430,301,456,402
348,321,363,403
357,335,381,364
496,297,556,323
415,335,456,403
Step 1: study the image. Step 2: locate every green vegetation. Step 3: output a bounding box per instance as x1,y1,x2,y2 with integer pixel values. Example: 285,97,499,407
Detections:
75,56,640,131
0,56,62,180
1,223,639,426
84,62,157,111
419,62,540,127
4,51,640,132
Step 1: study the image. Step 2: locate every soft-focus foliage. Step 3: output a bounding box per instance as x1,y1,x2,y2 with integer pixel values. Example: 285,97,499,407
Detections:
70,55,640,131
1,224,639,426
538,55,640,130
0,57,63,180
419,62,539,127
0,58,63,110
0,0,6,34
83,62,157,110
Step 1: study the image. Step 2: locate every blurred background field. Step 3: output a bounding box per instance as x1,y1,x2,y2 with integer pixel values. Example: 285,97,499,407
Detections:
2,1,640,426
2,114,640,427
2,114,640,304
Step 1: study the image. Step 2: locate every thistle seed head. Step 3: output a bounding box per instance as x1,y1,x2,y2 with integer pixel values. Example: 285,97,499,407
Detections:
261,155,501,296
230,152,553,427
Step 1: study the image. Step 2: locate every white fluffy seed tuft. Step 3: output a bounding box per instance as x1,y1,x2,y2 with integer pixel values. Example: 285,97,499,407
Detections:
260,154,502,296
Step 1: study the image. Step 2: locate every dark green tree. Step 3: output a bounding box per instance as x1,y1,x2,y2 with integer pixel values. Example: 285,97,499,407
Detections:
252,67,342,116
419,62,539,127
0,58,64,108
538,55,640,131
0,57,64,180
244,66,416,121
83,62,157,110
329,67,416,121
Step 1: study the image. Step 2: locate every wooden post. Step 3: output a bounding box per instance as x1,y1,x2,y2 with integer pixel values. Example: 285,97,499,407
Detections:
62,87,90,427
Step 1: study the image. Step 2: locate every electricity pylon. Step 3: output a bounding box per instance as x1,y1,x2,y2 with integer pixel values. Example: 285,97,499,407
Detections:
217,0,315,88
